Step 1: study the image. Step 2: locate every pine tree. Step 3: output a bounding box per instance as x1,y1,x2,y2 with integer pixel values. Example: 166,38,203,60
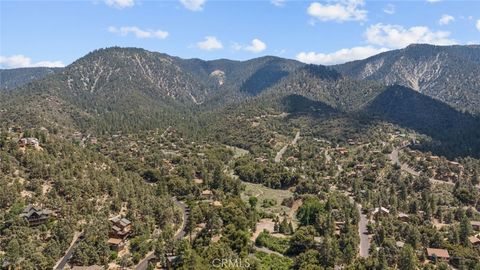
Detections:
398,244,418,270
459,213,472,246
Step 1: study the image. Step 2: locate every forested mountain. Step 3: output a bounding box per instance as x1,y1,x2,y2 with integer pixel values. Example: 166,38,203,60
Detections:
0,67,61,90
333,44,480,113
1,45,480,156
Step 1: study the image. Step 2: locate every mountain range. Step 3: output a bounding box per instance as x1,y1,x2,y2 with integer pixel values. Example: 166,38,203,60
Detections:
1,44,479,157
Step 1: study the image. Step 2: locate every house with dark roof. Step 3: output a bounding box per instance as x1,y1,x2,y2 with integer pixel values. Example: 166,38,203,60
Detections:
109,216,132,239
19,205,53,226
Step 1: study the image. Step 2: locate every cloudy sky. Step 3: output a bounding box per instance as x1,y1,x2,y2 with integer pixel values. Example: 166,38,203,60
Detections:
1,0,479,68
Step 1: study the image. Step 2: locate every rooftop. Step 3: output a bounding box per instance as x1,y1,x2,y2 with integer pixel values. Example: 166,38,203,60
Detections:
426,248,450,258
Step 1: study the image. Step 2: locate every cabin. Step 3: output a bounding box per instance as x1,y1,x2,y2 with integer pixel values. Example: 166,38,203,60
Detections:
471,221,480,231
372,207,390,219
107,237,125,251
20,205,53,226
109,216,132,239
397,213,410,222
426,248,450,262
447,161,463,171
469,236,480,247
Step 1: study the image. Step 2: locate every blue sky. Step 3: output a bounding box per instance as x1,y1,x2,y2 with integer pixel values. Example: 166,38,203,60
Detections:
1,0,479,68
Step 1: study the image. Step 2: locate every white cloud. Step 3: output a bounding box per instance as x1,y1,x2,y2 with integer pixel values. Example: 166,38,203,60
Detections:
383,4,395,15
271,0,286,7
104,0,135,9
426,0,441,3
0,55,65,68
196,36,223,51
307,0,367,22
179,0,205,11
108,26,169,39
439,14,455,25
296,46,389,65
232,39,267,53
476,19,480,31
365,23,456,48
245,39,267,53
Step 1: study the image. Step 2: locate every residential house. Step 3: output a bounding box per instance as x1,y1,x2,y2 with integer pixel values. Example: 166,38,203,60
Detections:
201,189,213,200
469,236,480,247
107,237,125,251
426,248,450,262
397,213,410,222
447,161,464,171
20,205,53,226
109,216,132,239
372,207,390,219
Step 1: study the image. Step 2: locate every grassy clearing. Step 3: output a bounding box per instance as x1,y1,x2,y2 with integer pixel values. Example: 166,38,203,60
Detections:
240,181,293,215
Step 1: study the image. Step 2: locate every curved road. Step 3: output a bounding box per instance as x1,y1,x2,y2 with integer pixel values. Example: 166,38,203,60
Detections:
274,131,300,163
389,148,454,186
54,231,84,270
134,198,188,270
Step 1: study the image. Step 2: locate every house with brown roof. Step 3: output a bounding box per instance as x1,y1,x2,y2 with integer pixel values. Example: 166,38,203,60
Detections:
20,205,53,226
109,216,132,239
469,236,480,247
426,248,450,262
107,237,125,251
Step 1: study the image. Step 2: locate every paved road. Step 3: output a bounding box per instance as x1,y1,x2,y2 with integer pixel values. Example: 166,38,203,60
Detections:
135,198,188,270
357,205,370,258
253,246,285,257
274,131,300,163
344,195,369,258
135,251,155,270
54,231,84,270
174,198,188,240
389,148,454,186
